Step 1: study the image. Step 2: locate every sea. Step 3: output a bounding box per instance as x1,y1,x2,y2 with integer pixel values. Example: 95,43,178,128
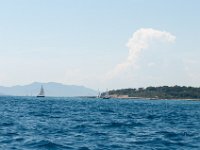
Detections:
0,96,200,150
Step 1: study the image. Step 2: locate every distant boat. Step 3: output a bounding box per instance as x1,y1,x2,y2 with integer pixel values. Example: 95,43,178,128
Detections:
102,90,110,99
37,85,45,97
97,89,101,98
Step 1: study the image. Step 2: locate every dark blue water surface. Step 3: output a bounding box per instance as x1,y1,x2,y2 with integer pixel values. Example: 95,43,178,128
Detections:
0,96,200,150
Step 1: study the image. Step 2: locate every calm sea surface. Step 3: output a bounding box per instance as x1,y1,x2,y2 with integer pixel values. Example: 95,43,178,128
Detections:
0,96,200,150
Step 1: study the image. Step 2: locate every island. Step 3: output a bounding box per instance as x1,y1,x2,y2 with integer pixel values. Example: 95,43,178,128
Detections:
105,86,200,100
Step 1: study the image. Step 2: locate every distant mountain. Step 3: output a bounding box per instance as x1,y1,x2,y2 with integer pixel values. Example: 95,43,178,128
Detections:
0,82,98,97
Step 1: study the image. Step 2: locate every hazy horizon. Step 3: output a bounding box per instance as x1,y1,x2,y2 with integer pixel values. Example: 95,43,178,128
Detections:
0,0,200,90
1,81,200,90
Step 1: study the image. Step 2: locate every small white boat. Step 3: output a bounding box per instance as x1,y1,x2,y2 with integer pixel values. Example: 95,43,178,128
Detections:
102,90,110,99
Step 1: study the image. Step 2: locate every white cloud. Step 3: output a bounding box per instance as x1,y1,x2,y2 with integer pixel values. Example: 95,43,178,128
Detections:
106,28,176,79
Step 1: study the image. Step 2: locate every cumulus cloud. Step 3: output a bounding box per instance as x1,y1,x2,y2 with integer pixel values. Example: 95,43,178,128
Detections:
106,28,176,79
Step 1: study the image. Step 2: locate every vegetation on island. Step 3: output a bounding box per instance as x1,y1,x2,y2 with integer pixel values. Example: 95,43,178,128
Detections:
108,86,200,99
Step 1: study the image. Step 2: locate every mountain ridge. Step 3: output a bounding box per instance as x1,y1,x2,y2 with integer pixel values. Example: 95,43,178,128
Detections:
0,82,97,97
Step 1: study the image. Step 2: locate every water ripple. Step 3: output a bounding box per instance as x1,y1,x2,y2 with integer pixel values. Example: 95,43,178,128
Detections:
0,97,199,149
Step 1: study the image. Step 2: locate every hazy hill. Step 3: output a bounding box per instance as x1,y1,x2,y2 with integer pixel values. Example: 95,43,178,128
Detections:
0,82,97,97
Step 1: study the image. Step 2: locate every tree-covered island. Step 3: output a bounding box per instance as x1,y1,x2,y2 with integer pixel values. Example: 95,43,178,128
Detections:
106,86,200,99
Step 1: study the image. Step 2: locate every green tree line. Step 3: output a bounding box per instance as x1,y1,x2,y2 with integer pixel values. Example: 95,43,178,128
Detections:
108,86,200,99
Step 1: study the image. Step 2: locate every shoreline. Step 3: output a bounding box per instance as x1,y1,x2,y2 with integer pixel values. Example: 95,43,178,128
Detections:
119,97,200,101
112,97,200,101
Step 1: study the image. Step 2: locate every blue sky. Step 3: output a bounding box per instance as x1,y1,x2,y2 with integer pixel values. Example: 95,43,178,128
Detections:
0,0,200,90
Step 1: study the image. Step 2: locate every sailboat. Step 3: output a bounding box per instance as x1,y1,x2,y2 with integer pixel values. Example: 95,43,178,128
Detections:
96,89,101,98
37,85,45,97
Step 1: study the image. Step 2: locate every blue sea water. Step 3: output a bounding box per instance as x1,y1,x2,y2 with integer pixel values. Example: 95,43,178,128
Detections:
0,96,200,150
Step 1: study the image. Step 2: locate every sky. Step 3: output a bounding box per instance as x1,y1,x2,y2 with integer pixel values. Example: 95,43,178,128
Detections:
0,0,200,90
